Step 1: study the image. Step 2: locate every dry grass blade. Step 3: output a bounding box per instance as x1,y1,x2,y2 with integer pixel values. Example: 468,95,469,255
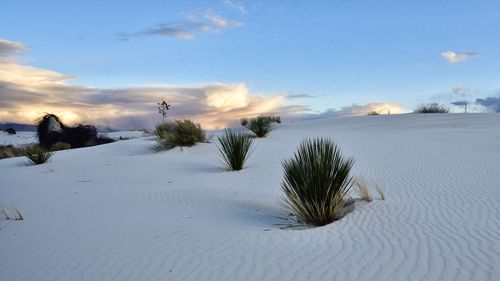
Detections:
355,178,373,202
374,183,385,200
14,209,24,220
0,206,10,220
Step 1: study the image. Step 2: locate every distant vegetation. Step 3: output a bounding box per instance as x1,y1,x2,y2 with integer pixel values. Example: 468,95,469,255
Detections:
414,103,449,113
0,145,26,159
241,115,281,138
281,138,355,226
367,111,380,116
217,129,254,171
23,145,54,165
155,120,206,149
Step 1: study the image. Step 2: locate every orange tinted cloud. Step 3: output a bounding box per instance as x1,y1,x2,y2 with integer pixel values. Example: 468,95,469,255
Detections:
0,39,298,130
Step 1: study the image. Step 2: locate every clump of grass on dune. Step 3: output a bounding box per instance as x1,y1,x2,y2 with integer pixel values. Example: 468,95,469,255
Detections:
354,178,373,202
281,138,355,226
50,142,71,151
23,145,54,165
217,129,254,171
155,120,206,150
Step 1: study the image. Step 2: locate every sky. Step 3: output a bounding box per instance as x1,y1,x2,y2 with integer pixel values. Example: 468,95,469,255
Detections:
1,0,500,130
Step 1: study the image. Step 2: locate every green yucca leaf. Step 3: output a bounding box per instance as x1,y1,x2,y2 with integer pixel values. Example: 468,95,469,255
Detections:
281,138,354,226
217,129,254,171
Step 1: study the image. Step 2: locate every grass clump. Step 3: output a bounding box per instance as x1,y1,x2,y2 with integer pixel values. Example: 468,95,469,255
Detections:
51,142,71,151
281,138,355,226
414,103,449,113
23,145,54,165
0,145,24,159
354,178,373,202
155,120,206,149
241,115,281,138
217,129,254,171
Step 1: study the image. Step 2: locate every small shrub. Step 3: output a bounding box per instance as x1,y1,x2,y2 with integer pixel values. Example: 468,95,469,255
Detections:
367,111,380,116
23,145,54,165
4,128,16,135
156,120,206,149
414,103,449,113
217,129,254,171
241,115,280,138
51,142,71,151
281,138,355,226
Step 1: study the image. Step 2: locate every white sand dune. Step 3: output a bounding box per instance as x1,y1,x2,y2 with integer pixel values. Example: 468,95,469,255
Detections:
1,113,499,281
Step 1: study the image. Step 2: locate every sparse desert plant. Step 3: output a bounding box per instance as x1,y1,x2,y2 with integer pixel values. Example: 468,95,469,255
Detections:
0,206,9,219
14,209,24,220
95,135,115,145
0,145,22,159
281,138,355,226
241,115,281,137
217,129,254,171
23,145,54,165
354,178,373,202
156,120,206,149
414,103,449,113
374,183,385,200
51,142,71,151
367,111,380,116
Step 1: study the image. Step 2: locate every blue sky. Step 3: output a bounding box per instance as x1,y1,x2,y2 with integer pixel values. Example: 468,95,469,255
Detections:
1,0,499,128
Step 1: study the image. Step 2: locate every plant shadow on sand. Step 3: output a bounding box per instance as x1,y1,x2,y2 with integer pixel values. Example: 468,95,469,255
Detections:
223,199,356,230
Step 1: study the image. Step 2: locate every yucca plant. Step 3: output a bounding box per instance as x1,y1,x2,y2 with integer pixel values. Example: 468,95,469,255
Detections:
23,145,54,165
242,115,280,137
217,129,254,171
281,138,354,226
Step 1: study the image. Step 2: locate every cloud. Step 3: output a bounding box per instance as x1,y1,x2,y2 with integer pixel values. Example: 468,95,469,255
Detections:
117,9,243,40
297,102,405,120
475,96,500,112
223,0,247,14
0,38,299,130
450,100,468,106
0,39,27,62
338,103,405,115
441,51,478,63
285,93,315,100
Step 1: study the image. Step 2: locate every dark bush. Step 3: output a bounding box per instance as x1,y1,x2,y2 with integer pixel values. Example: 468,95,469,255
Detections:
4,128,16,135
37,114,113,148
367,111,380,115
414,103,449,113
156,120,206,149
241,115,280,138
217,129,254,171
96,136,115,145
281,138,355,226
